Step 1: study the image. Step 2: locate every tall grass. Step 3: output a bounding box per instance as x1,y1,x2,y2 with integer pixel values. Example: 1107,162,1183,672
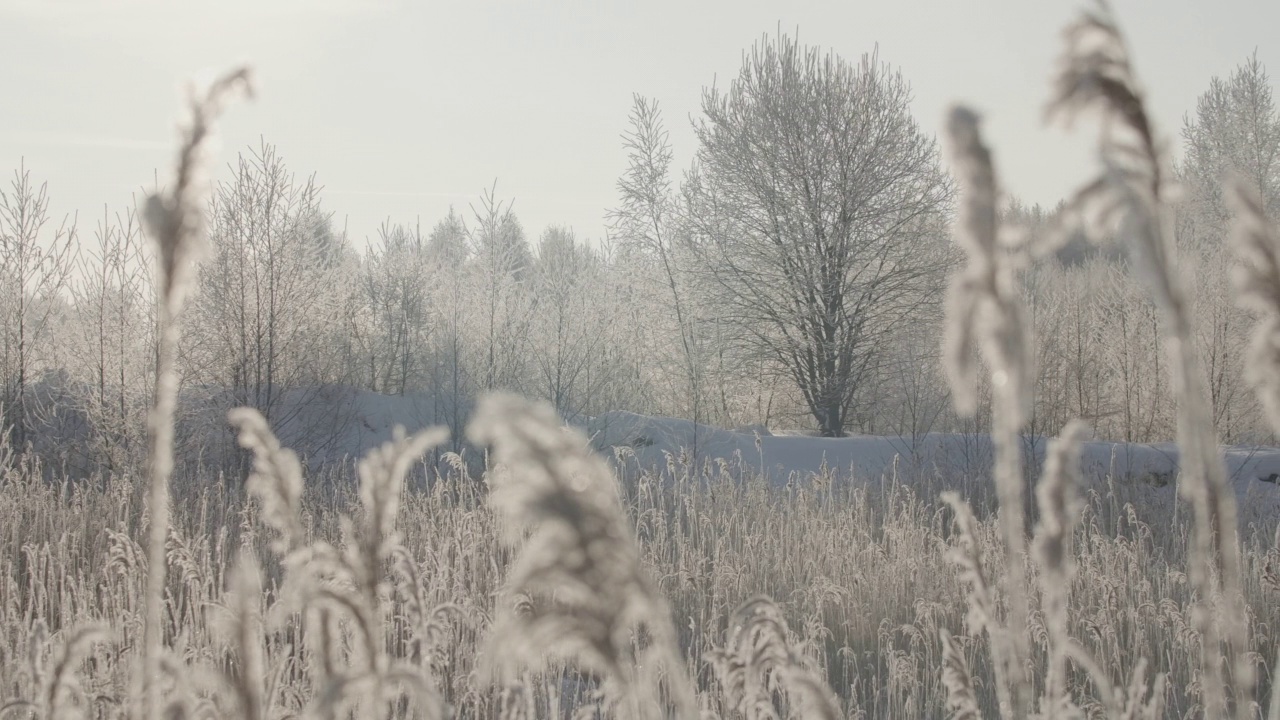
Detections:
1045,4,1252,716
3,2,1280,719
4,423,1280,718
139,66,253,720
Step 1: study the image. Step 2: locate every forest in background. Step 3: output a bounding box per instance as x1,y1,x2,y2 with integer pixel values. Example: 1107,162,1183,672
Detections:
1,36,1277,476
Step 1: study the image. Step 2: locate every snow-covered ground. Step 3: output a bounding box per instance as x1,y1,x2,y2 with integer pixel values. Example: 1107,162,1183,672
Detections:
578,411,1280,526
303,391,1280,505
582,410,1279,487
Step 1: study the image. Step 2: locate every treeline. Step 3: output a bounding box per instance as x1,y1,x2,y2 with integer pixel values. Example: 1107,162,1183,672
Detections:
0,44,1276,475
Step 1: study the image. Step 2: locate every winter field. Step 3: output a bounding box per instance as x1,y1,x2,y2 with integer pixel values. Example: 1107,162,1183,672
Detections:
6,392,1280,719
5,1,1280,719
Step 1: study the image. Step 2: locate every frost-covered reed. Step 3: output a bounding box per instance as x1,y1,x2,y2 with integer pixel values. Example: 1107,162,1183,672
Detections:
139,66,253,720
1045,3,1251,716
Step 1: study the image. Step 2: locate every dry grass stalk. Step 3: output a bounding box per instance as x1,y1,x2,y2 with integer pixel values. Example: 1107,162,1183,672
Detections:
228,407,306,555
939,629,981,720
940,490,1012,716
139,66,253,720
709,596,842,720
207,549,268,720
942,105,1034,718
313,426,450,718
1117,660,1165,720
468,393,698,720
0,622,109,720
1225,168,1280,720
227,407,451,718
1226,177,1280,438
1046,3,1251,716
1032,420,1089,717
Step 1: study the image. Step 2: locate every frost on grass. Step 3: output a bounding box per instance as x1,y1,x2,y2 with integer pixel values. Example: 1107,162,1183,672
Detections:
1228,177,1280,436
467,392,696,720
708,596,841,720
223,405,451,719
942,104,1036,718
1047,3,1251,716
139,65,253,720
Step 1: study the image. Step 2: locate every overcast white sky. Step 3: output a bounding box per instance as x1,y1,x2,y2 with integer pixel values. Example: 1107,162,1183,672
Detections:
1,0,1276,248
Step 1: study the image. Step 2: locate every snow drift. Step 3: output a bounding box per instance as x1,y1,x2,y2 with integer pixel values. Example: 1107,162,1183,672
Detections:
237,389,1280,518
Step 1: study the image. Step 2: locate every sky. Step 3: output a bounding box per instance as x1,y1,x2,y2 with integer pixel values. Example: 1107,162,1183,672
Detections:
1,0,1277,250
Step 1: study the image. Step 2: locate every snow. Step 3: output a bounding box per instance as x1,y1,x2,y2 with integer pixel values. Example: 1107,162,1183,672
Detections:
581,410,1280,510
270,386,459,464
271,388,1280,514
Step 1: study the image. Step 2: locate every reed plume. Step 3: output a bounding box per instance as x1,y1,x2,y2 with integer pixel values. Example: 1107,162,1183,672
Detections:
942,105,1034,718
708,596,842,720
468,393,698,720
1047,3,1251,715
139,66,252,720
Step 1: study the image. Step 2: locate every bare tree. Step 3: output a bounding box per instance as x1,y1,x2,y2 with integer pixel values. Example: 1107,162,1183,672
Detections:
1182,53,1280,224
192,142,344,439
609,95,708,437
425,209,472,449
581,236,660,418
69,203,154,470
880,322,950,450
529,225,609,419
0,163,77,448
683,35,953,436
1178,54,1280,441
467,183,533,394
361,220,434,395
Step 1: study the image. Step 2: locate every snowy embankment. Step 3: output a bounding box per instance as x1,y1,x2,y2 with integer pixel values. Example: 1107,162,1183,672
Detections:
580,411,1280,514
285,389,1280,514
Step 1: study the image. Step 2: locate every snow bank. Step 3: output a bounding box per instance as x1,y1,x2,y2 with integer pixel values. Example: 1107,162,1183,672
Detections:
268,386,461,466
582,411,1280,509
260,389,1280,515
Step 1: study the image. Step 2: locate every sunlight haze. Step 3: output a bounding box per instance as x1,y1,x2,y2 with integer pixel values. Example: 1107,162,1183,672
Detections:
3,0,1274,245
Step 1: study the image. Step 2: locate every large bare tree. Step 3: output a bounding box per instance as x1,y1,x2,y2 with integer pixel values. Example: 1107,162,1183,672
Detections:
684,34,953,436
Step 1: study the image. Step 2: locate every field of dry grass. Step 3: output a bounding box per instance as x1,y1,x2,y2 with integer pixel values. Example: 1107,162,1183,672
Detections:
1,419,1277,719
